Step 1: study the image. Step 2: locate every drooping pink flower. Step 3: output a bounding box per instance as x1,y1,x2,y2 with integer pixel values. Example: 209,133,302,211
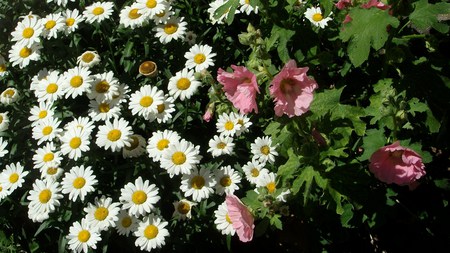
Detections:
269,60,318,117
335,0,352,10
203,103,215,122
369,141,426,187
217,65,260,114
225,194,254,242
361,0,390,10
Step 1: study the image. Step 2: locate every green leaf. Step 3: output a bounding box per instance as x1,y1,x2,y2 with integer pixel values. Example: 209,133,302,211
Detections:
327,185,344,215
359,128,386,161
425,109,440,133
214,0,239,25
254,218,270,238
291,166,325,205
270,214,283,230
268,25,295,63
242,190,261,209
340,8,399,67
410,0,450,33
277,148,301,179
264,121,281,137
434,179,450,191
340,203,354,228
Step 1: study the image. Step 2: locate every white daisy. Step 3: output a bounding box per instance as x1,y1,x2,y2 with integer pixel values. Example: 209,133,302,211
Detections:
256,172,277,194
155,16,187,44
35,70,64,103
88,71,120,102
207,135,234,157
250,136,278,164
0,112,9,132
154,95,175,124
47,0,75,6
60,127,91,161
119,3,147,28
40,164,64,182
214,202,235,236
28,101,55,126
0,162,29,193
146,129,181,162
184,44,216,72
83,1,115,24
242,160,269,185
151,4,173,24
64,116,96,135
30,68,49,91
0,55,7,77
67,218,102,253
304,6,333,29
0,137,8,158
11,17,43,47
0,87,19,105
62,66,93,99
95,118,132,152
115,210,139,236
184,30,197,45
167,68,201,101
128,85,164,121
64,9,85,34
8,42,42,69
61,165,97,202
84,195,121,231
134,214,169,252
172,199,196,220
239,0,259,15
122,134,147,158
233,112,252,136
0,183,12,201
77,50,101,68
135,0,168,19
41,12,64,39
216,112,241,137
111,82,130,105
27,179,63,218
214,165,242,196
160,139,202,178
180,167,216,202
32,142,63,170
119,176,161,217
88,99,121,122
32,117,63,145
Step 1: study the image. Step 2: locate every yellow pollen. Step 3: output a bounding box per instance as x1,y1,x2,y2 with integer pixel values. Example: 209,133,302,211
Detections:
191,175,205,189
95,80,110,93
22,27,34,38
19,47,31,58
94,207,109,221
73,177,86,189
250,168,259,177
38,110,47,119
69,137,82,149
107,129,122,142
164,23,178,34
132,190,147,204
3,89,15,97
121,217,132,227
128,8,141,19
0,64,6,72
176,78,191,90
0,115,3,123
42,126,53,136
155,11,165,17
78,230,90,243
139,96,153,107
45,20,56,30
9,173,19,183
171,151,186,165
43,153,54,162
81,52,95,63
47,167,58,175
220,176,232,187
156,139,169,150
157,104,165,113
146,0,157,8
46,83,58,94
125,136,139,150
266,182,276,193
224,121,234,131
216,142,226,149
177,202,190,214
39,189,52,203
312,13,323,22
92,7,104,16
66,18,75,26
237,119,244,126
260,145,270,155
193,53,206,64
70,76,83,88
144,225,158,239
98,103,110,113
225,214,232,224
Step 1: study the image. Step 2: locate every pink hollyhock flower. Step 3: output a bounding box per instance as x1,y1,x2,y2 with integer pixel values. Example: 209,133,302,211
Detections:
269,60,318,117
335,0,352,10
361,0,390,10
225,194,254,242
369,141,426,187
343,14,353,24
217,65,260,114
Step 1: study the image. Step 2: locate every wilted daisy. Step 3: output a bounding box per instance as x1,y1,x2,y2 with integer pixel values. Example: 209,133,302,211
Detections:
64,116,96,135
256,172,277,194
84,195,121,231
251,136,278,164
8,42,42,69
214,165,242,196
0,55,7,77
154,95,175,123
35,70,64,103
172,199,196,220
28,101,55,126
122,134,147,158
207,135,234,157
40,164,64,182
0,112,9,132
135,0,168,19
214,202,235,236
184,44,216,72
88,71,120,102
119,3,147,28
128,85,164,121
167,68,201,101
61,165,97,202
95,118,133,152
233,112,252,136
64,9,85,34
115,210,139,236
304,6,333,28
32,117,63,145
27,179,63,218
134,214,169,252
0,87,19,105
41,12,64,39
62,66,93,99
83,1,114,24
160,139,202,178
67,218,102,253
0,137,8,158
77,50,101,68
60,127,91,160
180,167,216,202
11,17,43,46
32,142,63,170
119,176,161,217
239,0,259,15
155,16,187,44
0,162,29,193
146,129,181,162
216,112,241,137
184,30,197,45
88,99,122,122
242,160,269,185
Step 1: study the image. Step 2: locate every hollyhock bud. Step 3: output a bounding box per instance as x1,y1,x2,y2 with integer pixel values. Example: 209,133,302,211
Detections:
369,141,426,187
225,194,255,242
203,103,215,122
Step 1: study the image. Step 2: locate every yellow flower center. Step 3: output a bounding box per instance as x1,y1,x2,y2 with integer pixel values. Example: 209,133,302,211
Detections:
95,80,110,93
39,189,52,203
156,139,169,150
177,202,190,214
220,176,231,187
176,78,191,90
66,18,75,26
92,7,104,16
225,214,232,224
0,64,6,72
144,225,158,239
312,13,323,22
121,217,132,227
46,83,58,94
125,136,139,150
107,129,122,142
3,89,15,97
69,137,81,149
38,110,47,119
45,20,56,30
42,126,53,136
157,104,165,113
216,142,226,149
22,27,34,38
193,53,206,64
73,177,86,189
155,11,165,18
171,151,186,165
9,173,19,183
0,115,3,123
94,207,109,221
81,52,95,63
128,8,141,19
47,167,58,175
164,23,178,34
78,230,90,243
266,182,276,194
132,190,147,204
98,103,110,113
139,61,156,75
146,0,157,8
250,168,259,177
224,121,234,131
43,153,54,162
19,47,31,58
139,96,153,107
191,176,205,189
70,76,83,88
260,145,270,155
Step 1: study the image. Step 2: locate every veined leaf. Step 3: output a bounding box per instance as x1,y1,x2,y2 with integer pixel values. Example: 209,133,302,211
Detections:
291,166,326,205
410,0,450,33
214,0,239,25
267,25,295,63
359,128,386,161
